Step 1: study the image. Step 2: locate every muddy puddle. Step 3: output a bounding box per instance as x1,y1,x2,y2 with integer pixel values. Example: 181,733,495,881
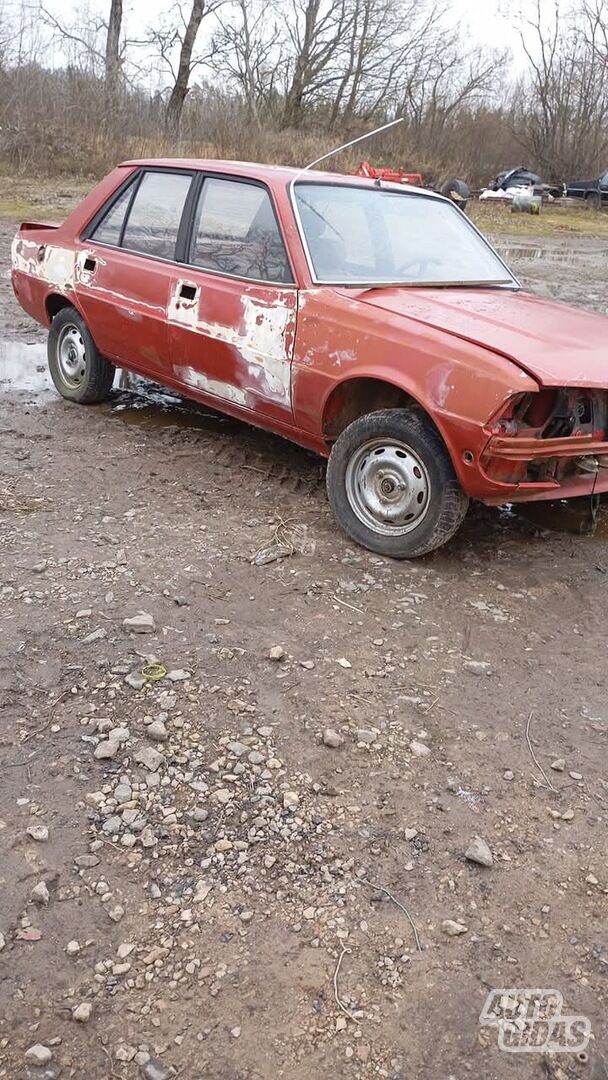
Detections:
0,340,53,397
497,244,608,267
0,338,238,433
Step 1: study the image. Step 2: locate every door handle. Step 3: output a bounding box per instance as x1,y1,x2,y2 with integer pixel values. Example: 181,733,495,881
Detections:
178,282,198,301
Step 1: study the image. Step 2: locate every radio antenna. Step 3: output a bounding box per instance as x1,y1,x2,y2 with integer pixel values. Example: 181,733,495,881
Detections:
292,117,404,183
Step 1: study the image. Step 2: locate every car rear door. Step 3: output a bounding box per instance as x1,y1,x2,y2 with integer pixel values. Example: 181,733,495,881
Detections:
167,174,297,424
75,168,195,378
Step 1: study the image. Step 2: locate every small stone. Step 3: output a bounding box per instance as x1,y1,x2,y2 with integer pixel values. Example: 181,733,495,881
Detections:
336,657,351,668
404,827,418,841
248,750,264,765
356,729,377,745
323,728,344,748
108,904,125,923
586,873,598,886
283,791,299,809
239,910,254,923
72,1001,93,1022
102,816,122,835
268,645,284,661
442,919,468,936
227,741,248,757
257,726,273,738
465,836,493,867
66,940,81,956
114,783,132,803
0,932,5,951
264,854,276,869
193,881,212,903
167,669,190,681
83,627,107,644
123,611,156,633
303,906,316,920
125,672,146,691
134,746,163,772
26,824,48,842
550,758,566,772
409,739,431,758
569,771,583,781
94,740,120,761
214,788,232,805
25,1044,53,1066
300,660,315,670
503,770,514,781
230,1026,241,1038
463,660,492,676
561,808,575,821
30,881,50,906
147,720,168,743
141,1058,172,1080
215,838,233,853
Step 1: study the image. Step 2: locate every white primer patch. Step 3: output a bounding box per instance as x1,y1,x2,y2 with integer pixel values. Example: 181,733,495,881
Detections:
174,365,248,406
167,285,296,407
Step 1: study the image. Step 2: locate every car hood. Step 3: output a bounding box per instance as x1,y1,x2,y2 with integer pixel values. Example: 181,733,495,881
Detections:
349,287,608,389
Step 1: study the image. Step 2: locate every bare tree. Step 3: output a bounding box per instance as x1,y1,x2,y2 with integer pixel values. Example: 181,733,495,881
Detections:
211,0,282,128
151,0,222,134
514,0,608,177
281,0,354,127
105,0,123,109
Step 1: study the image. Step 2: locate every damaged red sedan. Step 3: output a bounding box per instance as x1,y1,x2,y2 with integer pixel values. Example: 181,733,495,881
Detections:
11,159,608,557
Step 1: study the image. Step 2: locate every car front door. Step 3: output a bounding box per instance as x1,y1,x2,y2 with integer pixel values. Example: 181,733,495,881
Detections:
168,175,297,425
601,172,608,200
75,169,194,378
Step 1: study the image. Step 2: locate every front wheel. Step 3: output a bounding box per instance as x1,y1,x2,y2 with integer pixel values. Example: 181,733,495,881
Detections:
585,191,602,211
48,306,115,404
326,408,469,558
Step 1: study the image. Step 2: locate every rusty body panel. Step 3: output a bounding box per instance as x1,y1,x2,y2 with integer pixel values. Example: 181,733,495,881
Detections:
10,157,608,508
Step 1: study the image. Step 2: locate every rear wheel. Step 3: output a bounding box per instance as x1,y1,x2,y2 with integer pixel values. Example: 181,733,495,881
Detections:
48,306,115,404
326,408,469,558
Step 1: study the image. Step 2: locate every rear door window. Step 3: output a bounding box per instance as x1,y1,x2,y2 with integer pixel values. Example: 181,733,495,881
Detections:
121,172,192,260
89,183,135,246
190,177,292,283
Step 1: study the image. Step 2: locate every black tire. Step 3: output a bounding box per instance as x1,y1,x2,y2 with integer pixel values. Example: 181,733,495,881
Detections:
585,191,602,211
48,306,115,404
326,408,469,558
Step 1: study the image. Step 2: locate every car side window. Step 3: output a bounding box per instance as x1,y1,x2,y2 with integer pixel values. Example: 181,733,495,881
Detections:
190,178,292,283
121,172,192,260
89,183,135,246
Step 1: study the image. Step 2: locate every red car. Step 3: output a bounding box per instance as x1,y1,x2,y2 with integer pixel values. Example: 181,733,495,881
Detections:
11,159,608,558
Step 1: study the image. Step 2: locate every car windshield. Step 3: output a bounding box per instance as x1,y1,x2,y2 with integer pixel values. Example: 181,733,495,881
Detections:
293,182,515,287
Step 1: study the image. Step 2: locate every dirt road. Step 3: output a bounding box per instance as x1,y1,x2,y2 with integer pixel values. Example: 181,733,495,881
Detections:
1,203,607,1080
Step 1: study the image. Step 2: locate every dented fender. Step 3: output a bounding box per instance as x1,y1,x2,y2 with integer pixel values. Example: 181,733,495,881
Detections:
291,288,538,487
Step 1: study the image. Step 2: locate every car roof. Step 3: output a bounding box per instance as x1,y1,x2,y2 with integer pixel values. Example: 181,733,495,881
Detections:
117,157,435,197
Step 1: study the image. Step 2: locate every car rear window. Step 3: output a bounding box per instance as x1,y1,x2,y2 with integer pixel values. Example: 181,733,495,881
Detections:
121,172,192,260
190,178,292,283
90,183,134,246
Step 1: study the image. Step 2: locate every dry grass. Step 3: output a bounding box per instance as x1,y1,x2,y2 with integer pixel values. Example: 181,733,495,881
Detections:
471,199,608,237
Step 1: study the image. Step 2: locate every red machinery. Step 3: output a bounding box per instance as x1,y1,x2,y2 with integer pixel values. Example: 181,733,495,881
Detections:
354,160,424,186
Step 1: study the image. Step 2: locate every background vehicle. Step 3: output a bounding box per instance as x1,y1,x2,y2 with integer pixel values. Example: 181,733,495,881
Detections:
566,170,608,208
11,159,608,559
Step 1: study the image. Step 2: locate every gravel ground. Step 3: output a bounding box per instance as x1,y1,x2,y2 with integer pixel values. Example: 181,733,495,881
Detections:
0,204,607,1080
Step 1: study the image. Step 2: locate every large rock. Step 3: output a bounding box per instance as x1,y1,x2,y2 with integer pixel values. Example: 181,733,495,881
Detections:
465,836,493,867
123,612,156,634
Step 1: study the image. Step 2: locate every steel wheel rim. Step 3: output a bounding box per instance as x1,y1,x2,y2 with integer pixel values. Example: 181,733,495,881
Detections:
345,437,431,536
56,324,87,388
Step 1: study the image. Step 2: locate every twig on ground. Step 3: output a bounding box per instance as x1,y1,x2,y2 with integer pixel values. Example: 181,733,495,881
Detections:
525,711,558,793
333,942,358,1023
356,876,423,951
22,689,72,744
333,594,365,614
99,1041,122,1079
